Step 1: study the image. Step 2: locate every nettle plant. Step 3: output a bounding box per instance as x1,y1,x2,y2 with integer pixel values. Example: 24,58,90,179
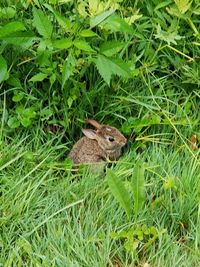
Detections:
0,0,199,129
0,0,141,129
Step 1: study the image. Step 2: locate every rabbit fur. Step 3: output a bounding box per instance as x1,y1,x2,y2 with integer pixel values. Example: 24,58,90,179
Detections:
68,119,127,167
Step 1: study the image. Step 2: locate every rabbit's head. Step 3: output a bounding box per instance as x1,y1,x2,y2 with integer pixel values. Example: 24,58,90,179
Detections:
82,119,127,153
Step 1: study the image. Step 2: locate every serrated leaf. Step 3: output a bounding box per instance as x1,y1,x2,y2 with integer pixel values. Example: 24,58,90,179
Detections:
100,41,125,57
52,38,73,49
2,32,36,48
0,55,7,83
80,29,97,37
174,0,192,14
62,54,76,88
132,159,145,215
124,14,142,25
95,55,112,85
0,21,25,38
32,7,53,38
95,55,132,85
154,24,183,45
90,9,114,28
154,0,172,10
74,40,95,52
102,14,133,34
106,169,131,218
8,117,20,128
29,73,48,82
44,4,71,31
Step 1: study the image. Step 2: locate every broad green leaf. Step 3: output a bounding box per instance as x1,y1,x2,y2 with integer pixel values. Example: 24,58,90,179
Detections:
44,4,71,31
154,0,172,10
7,76,22,87
62,54,76,88
32,7,53,38
80,29,97,37
74,40,95,52
132,159,145,215
8,117,20,128
0,7,16,19
174,0,192,14
121,115,161,135
100,41,125,57
17,107,36,119
2,32,36,48
52,39,73,49
29,73,48,82
20,117,32,127
0,55,7,83
0,21,25,38
106,169,131,218
90,9,114,28
102,14,133,34
95,55,132,85
95,55,112,85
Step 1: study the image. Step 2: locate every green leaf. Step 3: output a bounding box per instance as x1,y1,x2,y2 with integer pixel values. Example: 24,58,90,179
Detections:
0,7,16,19
102,14,133,34
8,117,20,128
80,29,97,37
20,117,32,127
154,0,172,10
154,24,183,45
132,159,145,215
52,38,73,49
0,55,7,83
100,41,125,57
12,92,24,102
174,0,192,14
20,107,36,119
6,76,22,87
106,169,131,218
0,21,25,38
74,40,95,52
32,7,53,38
44,4,71,31
90,9,114,28
2,32,36,48
29,73,48,82
95,55,132,85
62,54,76,88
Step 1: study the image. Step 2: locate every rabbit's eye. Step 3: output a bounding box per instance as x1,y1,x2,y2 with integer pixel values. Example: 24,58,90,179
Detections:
108,137,115,142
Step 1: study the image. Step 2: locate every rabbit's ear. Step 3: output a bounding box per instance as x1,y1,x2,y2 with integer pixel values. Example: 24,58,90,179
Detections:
82,129,97,139
86,119,101,129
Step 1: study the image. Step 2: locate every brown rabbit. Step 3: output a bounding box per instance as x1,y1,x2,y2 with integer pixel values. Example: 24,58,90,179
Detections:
68,119,127,167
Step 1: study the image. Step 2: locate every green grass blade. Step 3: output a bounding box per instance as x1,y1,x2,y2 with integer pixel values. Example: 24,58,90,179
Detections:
132,159,145,215
106,169,131,218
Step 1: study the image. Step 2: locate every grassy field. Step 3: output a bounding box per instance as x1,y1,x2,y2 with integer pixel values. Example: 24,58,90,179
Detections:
1,0,200,266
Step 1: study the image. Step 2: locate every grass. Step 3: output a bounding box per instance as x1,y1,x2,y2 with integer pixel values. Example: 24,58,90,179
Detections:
1,0,200,266
1,85,200,266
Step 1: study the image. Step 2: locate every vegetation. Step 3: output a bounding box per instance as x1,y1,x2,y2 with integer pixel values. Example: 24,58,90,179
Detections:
0,0,200,266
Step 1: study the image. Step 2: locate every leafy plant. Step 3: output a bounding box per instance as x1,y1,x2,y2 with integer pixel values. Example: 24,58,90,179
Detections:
111,224,167,253
106,159,146,218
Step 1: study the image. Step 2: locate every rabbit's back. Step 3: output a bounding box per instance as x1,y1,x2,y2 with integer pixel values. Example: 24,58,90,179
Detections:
68,136,105,164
